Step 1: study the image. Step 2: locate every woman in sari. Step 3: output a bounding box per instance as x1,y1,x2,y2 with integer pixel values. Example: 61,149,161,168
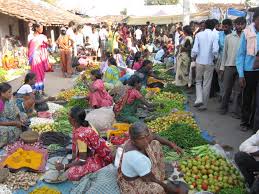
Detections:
118,122,186,194
83,69,113,109
103,57,121,87
114,75,154,124
28,23,50,94
175,25,193,87
55,106,113,181
0,83,28,148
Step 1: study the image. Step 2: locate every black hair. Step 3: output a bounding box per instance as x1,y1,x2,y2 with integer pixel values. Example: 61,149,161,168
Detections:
68,21,75,27
133,51,142,63
205,19,214,30
234,17,246,25
253,8,259,21
24,73,36,84
127,75,141,87
108,57,117,66
32,22,42,32
70,106,89,127
114,48,120,54
129,122,149,140
177,26,183,32
211,19,219,28
90,69,102,79
142,59,152,67
105,51,112,58
77,25,83,31
222,19,233,27
0,83,11,94
183,25,193,36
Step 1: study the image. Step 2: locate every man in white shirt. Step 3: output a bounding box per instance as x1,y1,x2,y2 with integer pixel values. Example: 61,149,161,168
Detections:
235,131,259,188
134,27,142,41
191,19,219,111
99,25,108,59
82,24,92,39
66,21,76,56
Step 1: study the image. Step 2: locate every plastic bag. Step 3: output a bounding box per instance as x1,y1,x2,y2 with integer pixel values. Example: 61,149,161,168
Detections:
85,107,115,133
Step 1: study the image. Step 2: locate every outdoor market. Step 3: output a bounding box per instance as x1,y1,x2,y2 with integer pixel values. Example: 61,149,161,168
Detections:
0,0,259,194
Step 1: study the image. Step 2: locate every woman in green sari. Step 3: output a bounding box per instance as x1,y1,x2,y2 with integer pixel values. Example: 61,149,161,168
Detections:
113,75,154,123
0,83,28,148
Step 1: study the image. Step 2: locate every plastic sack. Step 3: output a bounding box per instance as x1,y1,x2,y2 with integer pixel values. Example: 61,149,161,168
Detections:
85,107,115,133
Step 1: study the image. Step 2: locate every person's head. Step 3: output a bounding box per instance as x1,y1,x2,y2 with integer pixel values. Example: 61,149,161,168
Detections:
108,57,117,66
69,106,89,127
32,22,43,34
253,8,259,30
24,73,36,86
183,25,193,36
105,51,112,59
211,19,220,30
77,25,83,33
205,19,214,30
68,21,75,28
73,26,77,34
127,75,142,90
134,51,142,62
162,45,168,52
0,83,12,100
146,21,150,26
177,26,183,33
142,59,153,69
222,19,233,34
90,69,102,81
92,27,96,33
114,48,120,54
129,122,151,151
234,17,246,33
142,49,150,58
60,27,66,35
199,21,206,31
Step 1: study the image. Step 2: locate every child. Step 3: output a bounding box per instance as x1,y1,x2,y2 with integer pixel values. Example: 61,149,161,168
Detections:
83,69,113,109
113,48,126,69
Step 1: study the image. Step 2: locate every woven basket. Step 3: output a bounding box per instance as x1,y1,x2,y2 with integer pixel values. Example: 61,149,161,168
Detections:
20,131,39,144
0,168,9,183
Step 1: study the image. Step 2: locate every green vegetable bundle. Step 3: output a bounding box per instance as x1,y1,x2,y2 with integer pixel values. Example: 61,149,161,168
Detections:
162,83,184,94
68,98,89,109
53,107,72,135
218,187,248,194
158,123,207,150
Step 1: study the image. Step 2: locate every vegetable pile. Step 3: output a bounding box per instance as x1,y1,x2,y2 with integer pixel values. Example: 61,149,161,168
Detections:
4,171,40,191
147,111,199,132
159,124,207,150
31,123,56,134
29,186,61,194
53,107,71,135
179,145,244,193
57,88,88,101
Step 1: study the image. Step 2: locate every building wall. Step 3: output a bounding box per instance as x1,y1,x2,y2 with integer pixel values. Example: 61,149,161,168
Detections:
0,13,19,39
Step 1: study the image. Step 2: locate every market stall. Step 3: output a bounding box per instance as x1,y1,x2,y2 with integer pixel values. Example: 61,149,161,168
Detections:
0,63,247,194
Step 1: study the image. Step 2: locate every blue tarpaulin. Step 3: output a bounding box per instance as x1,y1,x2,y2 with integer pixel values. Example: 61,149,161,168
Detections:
227,8,246,17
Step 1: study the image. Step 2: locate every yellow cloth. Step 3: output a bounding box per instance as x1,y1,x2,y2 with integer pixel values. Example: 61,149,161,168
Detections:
77,140,87,153
2,148,43,170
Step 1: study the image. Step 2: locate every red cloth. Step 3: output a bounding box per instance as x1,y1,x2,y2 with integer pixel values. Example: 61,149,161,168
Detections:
68,126,112,181
132,61,143,71
88,79,113,108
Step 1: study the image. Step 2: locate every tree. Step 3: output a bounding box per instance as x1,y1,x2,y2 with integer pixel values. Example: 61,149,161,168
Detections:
145,0,179,5
120,8,127,16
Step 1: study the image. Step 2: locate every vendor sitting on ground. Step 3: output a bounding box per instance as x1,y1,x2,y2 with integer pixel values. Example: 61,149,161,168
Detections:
103,57,122,90
14,73,36,115
113,75,154,123
83,69,113,109
55,106,113,181
118,122,186,194
136,60,164,87
14,72,55,115
0,83,29,148
235,131,259,188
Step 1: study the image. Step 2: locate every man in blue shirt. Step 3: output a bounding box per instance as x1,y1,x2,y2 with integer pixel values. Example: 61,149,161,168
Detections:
236,9,259,131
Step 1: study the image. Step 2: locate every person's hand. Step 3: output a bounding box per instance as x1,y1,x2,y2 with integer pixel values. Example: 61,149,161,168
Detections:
13,121,23,128
239,77,246,88
55,162,64,171
171,143,183,155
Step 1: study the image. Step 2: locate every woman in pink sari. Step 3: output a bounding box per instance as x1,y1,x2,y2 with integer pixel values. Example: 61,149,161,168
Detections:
83,69,113,109
28,23,49,94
